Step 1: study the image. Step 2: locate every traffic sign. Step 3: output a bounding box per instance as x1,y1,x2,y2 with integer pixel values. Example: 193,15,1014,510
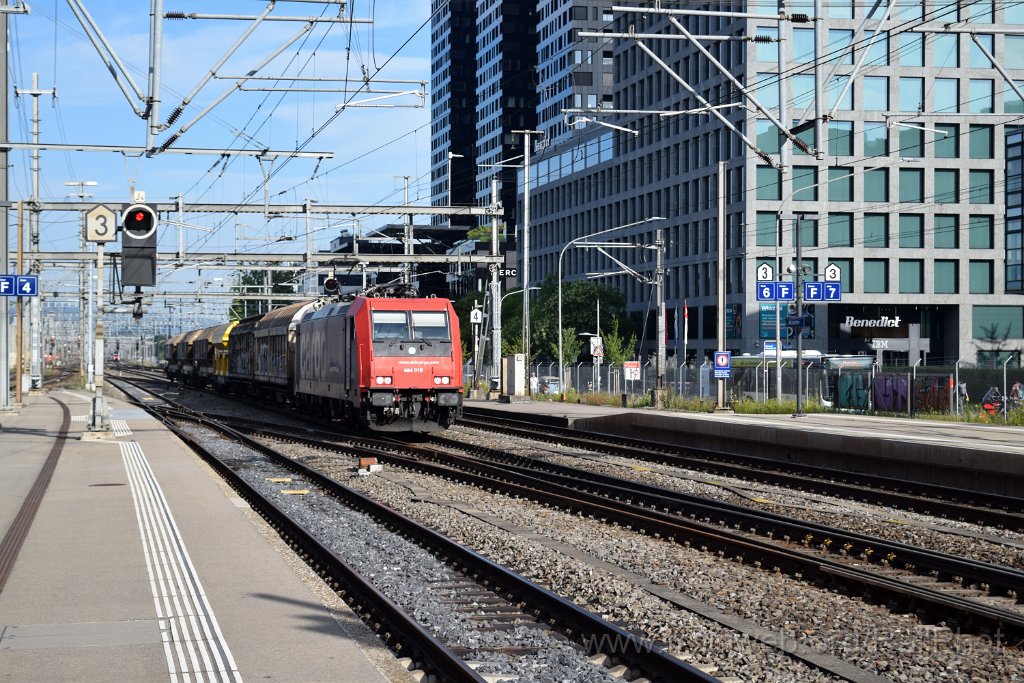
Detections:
824,263,842,281
786,315,807,327
823,281,842,301
85,204,117,243
763,341,777,353
713,351,731,379
756,281,777,301
804,281,823,301
776,281,795,301
756,263,774,281
16,275,38,296
624,360,640,381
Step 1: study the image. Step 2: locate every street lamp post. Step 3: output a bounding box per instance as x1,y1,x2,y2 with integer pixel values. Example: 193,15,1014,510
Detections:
512,129,543,383
558,217,666,399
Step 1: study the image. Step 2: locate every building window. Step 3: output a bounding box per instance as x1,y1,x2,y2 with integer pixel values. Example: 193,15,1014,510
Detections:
899,169,924,202
969,215,994,248
970,34,994,67
793,28,814,63
793,166,818,200
829,30,854,63
828,213,852,247
864,168,889,202
864,259,889,293
864,30,889,65
757,120,780,154
933,33,958,67
1007,36,1024,69
900,34,924,67
863,76,888,111
899,77,924,112
1009,3,1024,23
864,123,888,156
934,78,959,112
898,126,923,157
829,76,853,110
828,121,854,156
828,167,853,201
793,74,814,110
934,124,958,157
969,125,993,159
969,79,994,113
969,170,994,204
756,212,777,247
971,1,995,23
757,73,780,109
756,166,781,200
970,261,994,294
899,214,923,248
973,306,1024,340
899,260,924,293
1007,80,1024,114
934,260,959,294
828,0,853,19
934,169,959,203
799,218,818,248
863,214,888,247
934,215,959,249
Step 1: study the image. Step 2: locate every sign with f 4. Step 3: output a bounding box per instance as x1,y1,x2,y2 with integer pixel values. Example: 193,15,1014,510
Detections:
16,275,39,296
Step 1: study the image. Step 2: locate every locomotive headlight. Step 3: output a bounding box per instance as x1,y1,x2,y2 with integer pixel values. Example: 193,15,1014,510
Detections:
434,376,451,385
376,375,393,385
433,376,441,385
385,376,392,385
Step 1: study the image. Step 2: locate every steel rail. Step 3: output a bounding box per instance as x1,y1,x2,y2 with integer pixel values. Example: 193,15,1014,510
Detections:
460,411,1024,530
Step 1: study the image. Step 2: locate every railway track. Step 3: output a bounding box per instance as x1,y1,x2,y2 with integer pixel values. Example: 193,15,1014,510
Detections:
460,410,1024,532
215,419,1024,642
110,377,717,683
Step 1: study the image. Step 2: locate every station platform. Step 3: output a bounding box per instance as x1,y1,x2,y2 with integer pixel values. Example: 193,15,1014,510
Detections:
465,397,1024,498
0,389,406,683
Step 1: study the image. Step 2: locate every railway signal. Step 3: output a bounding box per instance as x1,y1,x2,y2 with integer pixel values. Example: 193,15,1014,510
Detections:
121,202,158,287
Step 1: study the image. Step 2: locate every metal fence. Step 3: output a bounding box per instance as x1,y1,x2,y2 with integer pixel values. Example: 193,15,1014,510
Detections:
463,360,1024,417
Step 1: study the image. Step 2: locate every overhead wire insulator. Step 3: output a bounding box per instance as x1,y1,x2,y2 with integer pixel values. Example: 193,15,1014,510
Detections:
750,34,776,44
754,149,775,166
165,11,189,20
789,13,812,23
166,106,183,127
792,137,814,155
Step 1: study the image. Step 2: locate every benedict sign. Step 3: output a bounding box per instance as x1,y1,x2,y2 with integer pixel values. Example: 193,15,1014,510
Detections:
844,315,902,329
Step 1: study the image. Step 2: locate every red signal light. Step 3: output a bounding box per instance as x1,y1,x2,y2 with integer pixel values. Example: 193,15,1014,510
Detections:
133,211,145,222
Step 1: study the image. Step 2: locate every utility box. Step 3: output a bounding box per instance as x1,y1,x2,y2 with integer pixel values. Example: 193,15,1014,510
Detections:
502,353,526,396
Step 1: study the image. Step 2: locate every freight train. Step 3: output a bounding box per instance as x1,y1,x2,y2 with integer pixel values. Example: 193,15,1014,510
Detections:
164,287,463,432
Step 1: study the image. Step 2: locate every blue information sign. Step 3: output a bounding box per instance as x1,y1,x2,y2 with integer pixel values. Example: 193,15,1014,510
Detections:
823,281,842,301
0,275,13,296
756,281,777,301
804,281,823,301
16,275,38,296
713,351,731,379
776,281,795,301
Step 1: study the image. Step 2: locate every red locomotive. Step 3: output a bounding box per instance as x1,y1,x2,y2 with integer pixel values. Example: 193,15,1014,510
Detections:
165,288,464,432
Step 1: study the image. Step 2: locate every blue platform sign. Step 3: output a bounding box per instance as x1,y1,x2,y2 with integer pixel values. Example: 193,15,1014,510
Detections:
756,281,777,301
823,281,842,301
0,275,13,296
804,281,823,301
713,351,731,379
776,281,795,301
16,275,38,296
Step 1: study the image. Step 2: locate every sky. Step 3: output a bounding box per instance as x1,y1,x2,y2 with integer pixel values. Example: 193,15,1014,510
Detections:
6,1,435,321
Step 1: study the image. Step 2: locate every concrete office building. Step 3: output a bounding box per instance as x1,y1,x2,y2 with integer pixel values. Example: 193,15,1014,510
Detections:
512,2,1024,367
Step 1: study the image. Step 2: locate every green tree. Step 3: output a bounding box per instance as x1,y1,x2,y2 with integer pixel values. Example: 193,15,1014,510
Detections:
466,224,507,245
602,317,638,366
529,276,631,361
230,267,300,319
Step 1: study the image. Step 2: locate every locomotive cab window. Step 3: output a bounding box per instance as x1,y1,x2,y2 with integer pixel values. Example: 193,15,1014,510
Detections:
372,311,409,339
410,311,450,341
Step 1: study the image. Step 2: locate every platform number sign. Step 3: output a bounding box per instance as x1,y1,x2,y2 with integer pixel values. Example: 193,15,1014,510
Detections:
756,281,777,301
86,204,117,243
713,351,731,379
0,274,38,296
775,281,795,301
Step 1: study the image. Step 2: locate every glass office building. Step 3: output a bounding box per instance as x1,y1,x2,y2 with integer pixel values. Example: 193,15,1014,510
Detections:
513,2,1024,366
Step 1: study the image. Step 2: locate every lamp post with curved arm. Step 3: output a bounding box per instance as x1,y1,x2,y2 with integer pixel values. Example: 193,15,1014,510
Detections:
558,217,666,399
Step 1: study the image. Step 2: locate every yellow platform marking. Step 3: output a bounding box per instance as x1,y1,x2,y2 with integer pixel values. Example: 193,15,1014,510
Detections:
280,489,310,495
750,497,773,504
630,466,650,472
266,477,292,483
